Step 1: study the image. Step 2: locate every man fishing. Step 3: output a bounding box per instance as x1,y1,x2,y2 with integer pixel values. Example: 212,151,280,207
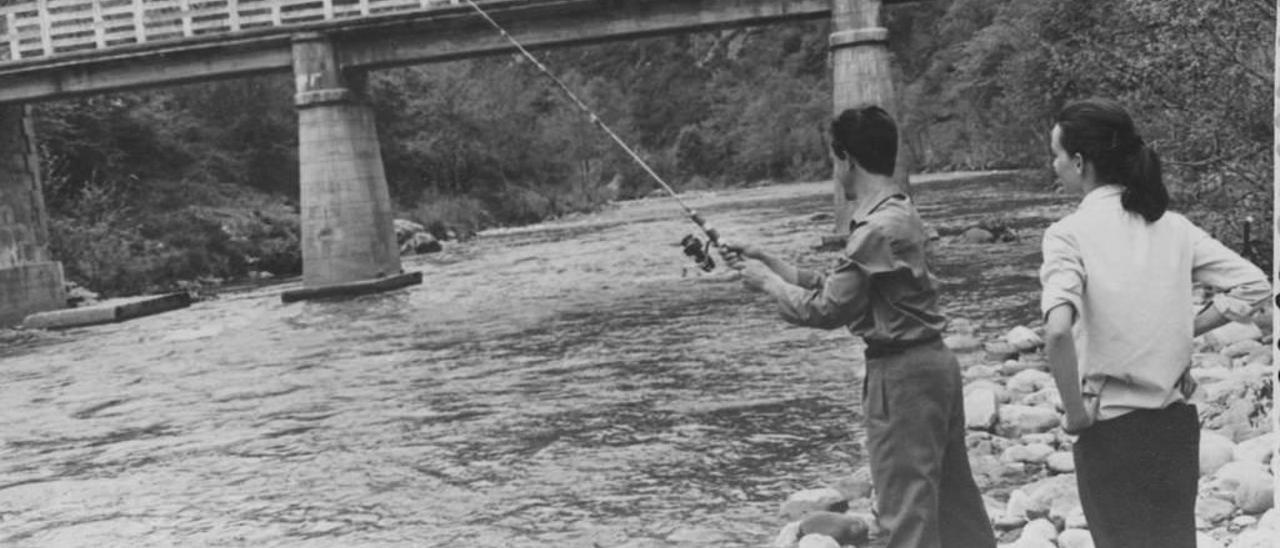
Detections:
455,8,991,543
725,105,996,548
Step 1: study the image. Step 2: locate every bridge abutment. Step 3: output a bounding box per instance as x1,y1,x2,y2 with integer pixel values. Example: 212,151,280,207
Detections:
283,33,421,302
0,104,67,326
830,0,911,234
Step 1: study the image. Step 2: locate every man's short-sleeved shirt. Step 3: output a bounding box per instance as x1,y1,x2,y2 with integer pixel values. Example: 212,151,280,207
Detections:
774,187,947,346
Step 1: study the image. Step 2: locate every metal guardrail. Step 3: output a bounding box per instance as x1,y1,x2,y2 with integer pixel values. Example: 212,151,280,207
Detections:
0,0,474,61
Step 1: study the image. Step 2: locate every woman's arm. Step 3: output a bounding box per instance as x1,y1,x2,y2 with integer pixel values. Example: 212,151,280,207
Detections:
1044,304,1095,434
1039,222,1093,433
1191,225,1271,332
1193,304,1229,337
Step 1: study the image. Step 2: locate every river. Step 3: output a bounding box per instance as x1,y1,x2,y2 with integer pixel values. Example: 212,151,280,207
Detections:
0,171,1069,547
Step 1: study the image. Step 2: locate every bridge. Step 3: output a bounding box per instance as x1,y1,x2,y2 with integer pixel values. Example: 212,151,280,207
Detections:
1,0,914,324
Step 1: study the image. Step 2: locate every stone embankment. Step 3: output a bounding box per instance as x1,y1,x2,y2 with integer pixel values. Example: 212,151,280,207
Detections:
773,308,1275,548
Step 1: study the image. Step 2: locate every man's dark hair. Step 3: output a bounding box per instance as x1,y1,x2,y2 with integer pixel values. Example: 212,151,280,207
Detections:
830,105,898,177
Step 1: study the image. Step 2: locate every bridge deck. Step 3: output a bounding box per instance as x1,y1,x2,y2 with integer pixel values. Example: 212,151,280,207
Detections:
1,0,466,62
0,0,917,104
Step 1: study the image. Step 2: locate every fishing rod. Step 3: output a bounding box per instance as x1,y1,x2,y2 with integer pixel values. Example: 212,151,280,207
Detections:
462,0,732,271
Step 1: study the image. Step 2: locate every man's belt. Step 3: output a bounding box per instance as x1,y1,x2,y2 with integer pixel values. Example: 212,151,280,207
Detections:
864,333,943,360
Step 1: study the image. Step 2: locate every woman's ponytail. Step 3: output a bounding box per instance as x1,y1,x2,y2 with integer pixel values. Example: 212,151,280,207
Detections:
1056,99,1169,223
1121,142,1168,223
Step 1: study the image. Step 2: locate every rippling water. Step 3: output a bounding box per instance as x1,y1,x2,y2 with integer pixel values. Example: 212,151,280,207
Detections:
0,173,1065,547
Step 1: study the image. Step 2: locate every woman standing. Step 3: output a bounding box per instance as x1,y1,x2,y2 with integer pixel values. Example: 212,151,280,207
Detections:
1040,98,1270,548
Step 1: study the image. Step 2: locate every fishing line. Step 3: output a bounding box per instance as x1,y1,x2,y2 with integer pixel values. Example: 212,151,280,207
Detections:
462,0,731,270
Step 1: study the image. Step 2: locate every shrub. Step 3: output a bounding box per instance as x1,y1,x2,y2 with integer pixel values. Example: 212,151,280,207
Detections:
402,194,491,239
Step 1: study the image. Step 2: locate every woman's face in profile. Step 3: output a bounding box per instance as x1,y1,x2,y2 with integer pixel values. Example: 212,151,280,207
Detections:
1050,125,1083,195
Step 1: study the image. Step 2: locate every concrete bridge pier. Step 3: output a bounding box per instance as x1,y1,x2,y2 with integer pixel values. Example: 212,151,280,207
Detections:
830,0,911,234
0,105,67,326
283,33,421,302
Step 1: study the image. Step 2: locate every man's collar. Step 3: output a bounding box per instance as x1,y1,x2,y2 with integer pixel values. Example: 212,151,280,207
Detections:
850,186,906,226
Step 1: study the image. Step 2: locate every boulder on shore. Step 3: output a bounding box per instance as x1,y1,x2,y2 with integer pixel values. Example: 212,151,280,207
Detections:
780,488,847,520
1207,461,1274,514
1005,326,1044,352
1200,430,1236,477
965,388,1000,431
395,218,443,255
997,405,1061,438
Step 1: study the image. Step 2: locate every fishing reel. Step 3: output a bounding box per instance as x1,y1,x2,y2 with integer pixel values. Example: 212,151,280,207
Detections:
681,234,717,272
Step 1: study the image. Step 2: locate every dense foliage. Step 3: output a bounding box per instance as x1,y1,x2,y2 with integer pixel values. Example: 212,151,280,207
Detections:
33,0,1273,296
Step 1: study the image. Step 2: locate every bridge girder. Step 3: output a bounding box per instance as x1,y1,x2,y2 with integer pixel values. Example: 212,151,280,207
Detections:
0,0,917,105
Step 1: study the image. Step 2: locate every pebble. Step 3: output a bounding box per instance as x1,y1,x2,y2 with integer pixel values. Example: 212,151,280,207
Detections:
968,454,1006,489
1231,515,1258,528
1064,506,1088,529
797,512,869,546
1192,366,1234,386
965,379,1011,403
1020,518,1058,543
965,388,1000,431
1232,433,1275,467
1192,352,1232,370
985,341,1020,361
997,405,1061,437
1221,339,1265,358
993,514,1027,530
1001,443,1054,464
1005,326,1043,352
1057,528,1094,548
796,534,840,548
961,227,996,244
1199,322,1262,351
1001,489,1032,522
780,488,846,520
1242,346,1271,366
1209,462,1274,514
968,432,1015,457
1046,451,1075,473
773,521,802,548
945,334,983,353
1023,474,1081,524
1200,430,1236,476
1006,369,1054,395
1020,433,1056,446
965,364,1001,381
1001,355,1049,376
1196,497,1236,525
1019,388,1061,410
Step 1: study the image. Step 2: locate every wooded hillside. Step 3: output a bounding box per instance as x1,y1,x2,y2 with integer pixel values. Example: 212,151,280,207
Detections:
34,0,1274,296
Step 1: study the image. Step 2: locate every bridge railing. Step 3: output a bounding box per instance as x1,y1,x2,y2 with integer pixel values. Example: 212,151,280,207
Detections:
0,0,479,62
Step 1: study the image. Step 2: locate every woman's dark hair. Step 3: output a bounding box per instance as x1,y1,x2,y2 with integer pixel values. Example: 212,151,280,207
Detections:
1055,98,1168,222
831,105,897,177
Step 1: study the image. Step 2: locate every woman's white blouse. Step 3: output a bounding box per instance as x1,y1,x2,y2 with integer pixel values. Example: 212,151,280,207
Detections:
1039,185,1270,420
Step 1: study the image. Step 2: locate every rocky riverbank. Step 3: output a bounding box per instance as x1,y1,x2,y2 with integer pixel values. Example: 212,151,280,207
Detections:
772,297,1275,548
